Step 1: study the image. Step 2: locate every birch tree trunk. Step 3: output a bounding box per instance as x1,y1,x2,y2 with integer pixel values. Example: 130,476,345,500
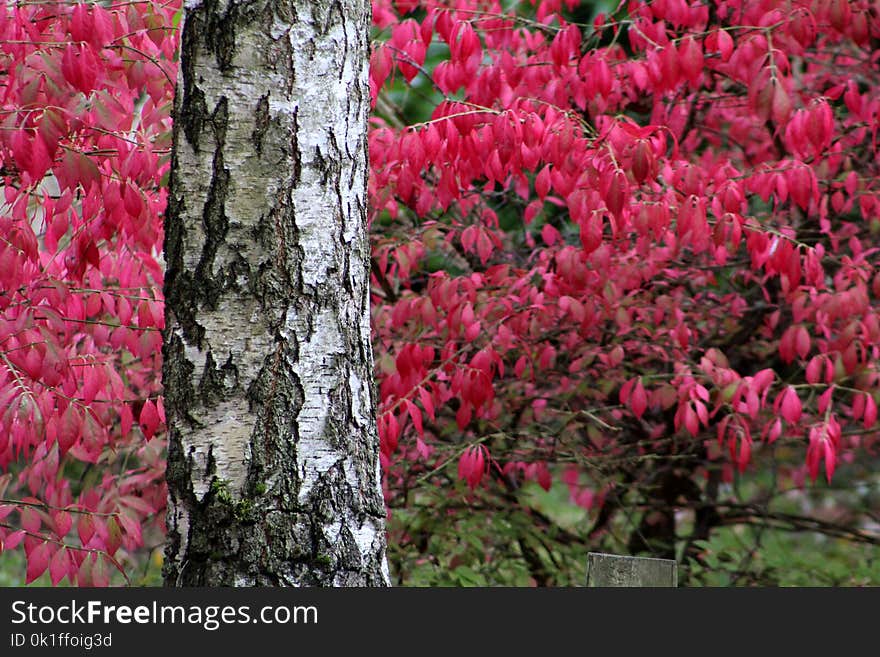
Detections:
162,0,389,586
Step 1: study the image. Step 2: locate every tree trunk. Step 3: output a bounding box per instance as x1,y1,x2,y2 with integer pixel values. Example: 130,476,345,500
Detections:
162,0,389,586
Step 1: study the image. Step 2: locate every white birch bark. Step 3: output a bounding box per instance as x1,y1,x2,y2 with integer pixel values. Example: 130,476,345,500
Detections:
162,0,389,586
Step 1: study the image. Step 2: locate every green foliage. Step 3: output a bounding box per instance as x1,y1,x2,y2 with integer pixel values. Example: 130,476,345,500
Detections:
0,546,164,587
685,530,880,587
387,480,589,587
386,457,880,587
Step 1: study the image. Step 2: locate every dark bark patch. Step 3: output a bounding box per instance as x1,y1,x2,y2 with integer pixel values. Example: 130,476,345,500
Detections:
252,93,270,156
194,97,230,308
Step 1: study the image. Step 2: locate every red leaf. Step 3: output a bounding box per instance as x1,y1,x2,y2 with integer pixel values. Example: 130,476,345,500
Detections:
684,403,699,436
105,517,123,556
78,514,95,547
137,300,156,329
864,394,877,429
828,0,851,31
805,356,824,384
457,445,487,489
116,513,143,550
83,240,101,269
771,81,792,124
418,386,435,421
21,506,41,534
765,417,782,444
455,402,472,430
536,463,551,491
370,44,393,90
631,140,655,183
92,554,110,587
619,378,634,406
535,165,551,200
49,547,70,586
61,44,97,94
579,212,602,254
630,378,648,419
156,396,167,425
604,169,628,219
58,149,102,191
11,129,51,181
679,36,703,85
26,541,51,584
38,108,66,158
694,401,709,427
139,399,160,440
737,436,752,473
379,411,399,457
52,511,72,537
82,365,102,405
58,404,81,456
405,399,423,438
716,29,733,62
779,386,803,424
70,3,93,43
119,403,134,437
823,439,837,483
790,8,816,48
818,387,833,414
77,554,94,586
4,530,25,551
750,70,774,121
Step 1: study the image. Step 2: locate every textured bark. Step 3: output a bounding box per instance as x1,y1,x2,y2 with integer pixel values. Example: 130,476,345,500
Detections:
162,0,389,586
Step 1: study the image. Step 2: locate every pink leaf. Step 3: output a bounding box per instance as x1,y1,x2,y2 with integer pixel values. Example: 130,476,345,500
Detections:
630,378,648,419
78,514,95,547
717,29,734,62
684,404,699,436
49,547,69,586
536,463,551,492
458,445,487,489
139,400,160,440
26,541,51,584
418,386,435,421
21,507,41,534
52,511,72,537
405,399,423,437
92,554,110,587
823,439,837,483
58,404,81,456
863,394,877,429
119,403,134,437
780,386,802,424
3,530,25,551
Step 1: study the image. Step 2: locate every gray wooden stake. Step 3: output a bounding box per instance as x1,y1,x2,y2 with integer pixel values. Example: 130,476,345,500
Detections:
586,552,678,587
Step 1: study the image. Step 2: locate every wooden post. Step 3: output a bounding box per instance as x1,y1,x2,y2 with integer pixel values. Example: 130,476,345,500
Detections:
586,552,678,587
